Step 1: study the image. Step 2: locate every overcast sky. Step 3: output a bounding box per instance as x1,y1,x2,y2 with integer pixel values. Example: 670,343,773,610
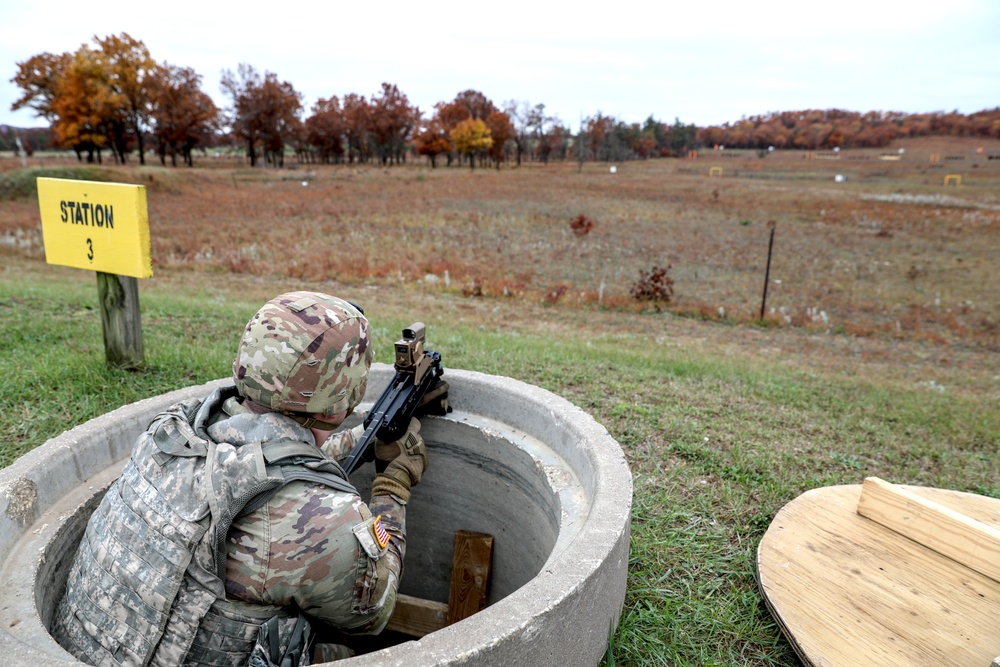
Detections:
2,0,998,130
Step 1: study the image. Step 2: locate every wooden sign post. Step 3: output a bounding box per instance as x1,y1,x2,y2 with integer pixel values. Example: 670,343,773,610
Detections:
37,177,152,369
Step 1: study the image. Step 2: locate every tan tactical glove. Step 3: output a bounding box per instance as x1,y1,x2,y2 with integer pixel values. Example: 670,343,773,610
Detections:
371,417,427,503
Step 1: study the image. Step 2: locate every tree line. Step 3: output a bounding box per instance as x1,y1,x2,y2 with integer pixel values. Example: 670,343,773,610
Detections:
697,108,1000,151
8,33,699,169
9,33,1000,167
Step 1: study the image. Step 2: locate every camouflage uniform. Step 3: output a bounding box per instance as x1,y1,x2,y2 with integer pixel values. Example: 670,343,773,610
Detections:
53,293,408,667
216,394,406,636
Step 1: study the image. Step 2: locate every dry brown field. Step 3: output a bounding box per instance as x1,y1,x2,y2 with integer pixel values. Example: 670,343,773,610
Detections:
2,136,999,394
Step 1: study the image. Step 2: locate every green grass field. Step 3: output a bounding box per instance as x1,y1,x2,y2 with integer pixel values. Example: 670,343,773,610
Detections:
2,143,999,665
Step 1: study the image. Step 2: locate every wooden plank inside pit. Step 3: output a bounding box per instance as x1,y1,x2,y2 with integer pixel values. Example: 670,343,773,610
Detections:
386,594,449,637
446,530,494,625
385,529,495,637
857,476,1000,584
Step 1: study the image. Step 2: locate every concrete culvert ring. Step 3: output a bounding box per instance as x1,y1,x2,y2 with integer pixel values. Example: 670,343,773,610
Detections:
0,365,632,666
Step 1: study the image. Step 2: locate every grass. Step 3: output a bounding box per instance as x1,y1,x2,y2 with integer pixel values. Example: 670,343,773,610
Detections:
1,141,999,664
3,259,999,665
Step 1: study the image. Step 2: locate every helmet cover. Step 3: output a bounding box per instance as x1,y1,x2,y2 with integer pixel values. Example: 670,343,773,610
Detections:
233,291,373,418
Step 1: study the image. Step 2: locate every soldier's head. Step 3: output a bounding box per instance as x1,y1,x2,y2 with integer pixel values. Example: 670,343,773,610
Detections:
233,291,373,429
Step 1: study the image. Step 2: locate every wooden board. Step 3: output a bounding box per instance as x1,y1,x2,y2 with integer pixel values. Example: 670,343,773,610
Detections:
757,483,1000,667
446,530,494,625
385,529,495,638
386,594,449,637
857,477,1000,583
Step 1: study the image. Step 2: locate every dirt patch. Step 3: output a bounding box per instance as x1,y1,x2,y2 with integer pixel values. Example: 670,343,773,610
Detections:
3,478,38,526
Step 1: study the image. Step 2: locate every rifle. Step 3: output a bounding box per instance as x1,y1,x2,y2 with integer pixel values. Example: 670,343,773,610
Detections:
341,322,450,476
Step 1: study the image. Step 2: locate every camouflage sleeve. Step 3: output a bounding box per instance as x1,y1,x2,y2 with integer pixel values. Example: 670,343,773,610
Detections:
224,481,404,634
320,423,366,463
361,492,407,630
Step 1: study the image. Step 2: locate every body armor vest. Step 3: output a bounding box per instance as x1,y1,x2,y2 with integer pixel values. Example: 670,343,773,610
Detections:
52,386,357,667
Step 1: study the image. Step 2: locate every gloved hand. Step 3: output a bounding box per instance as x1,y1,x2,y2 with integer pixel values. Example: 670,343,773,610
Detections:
371,418,427,503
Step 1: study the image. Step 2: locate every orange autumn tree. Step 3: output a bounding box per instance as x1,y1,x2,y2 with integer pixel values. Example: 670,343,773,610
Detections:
10,51,70,125
450,118,492,170
51,46,117,163
95,33,158,164
11,48,113,162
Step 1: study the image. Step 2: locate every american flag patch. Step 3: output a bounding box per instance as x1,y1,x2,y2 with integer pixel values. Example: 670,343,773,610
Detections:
373,515,390,549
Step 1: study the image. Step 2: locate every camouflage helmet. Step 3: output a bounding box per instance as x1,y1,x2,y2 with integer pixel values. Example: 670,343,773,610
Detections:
233,291,373,424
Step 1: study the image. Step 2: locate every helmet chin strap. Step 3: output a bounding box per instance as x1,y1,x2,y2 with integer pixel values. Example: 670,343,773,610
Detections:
284,412,340,430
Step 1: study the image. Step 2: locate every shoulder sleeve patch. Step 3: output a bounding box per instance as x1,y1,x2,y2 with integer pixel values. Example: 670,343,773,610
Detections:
352,516,388,560
373,515,390,549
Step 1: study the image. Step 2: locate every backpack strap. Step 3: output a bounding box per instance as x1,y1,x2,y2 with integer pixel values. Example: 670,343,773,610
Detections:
233,439,358,520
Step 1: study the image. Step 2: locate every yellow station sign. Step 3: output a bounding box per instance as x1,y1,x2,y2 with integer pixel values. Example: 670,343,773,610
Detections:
37,177,152,278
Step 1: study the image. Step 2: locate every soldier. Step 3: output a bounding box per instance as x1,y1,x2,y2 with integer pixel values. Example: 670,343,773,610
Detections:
52,291,427,666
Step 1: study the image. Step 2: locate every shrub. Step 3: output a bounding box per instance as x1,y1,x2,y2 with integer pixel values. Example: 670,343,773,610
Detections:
631,265,674,303
462,280,483,297
569,214,595,236
544,283,570,304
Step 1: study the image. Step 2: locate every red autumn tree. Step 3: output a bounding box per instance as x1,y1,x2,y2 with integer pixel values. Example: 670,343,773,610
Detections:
412,113,452,168
221,63,302,167
341,93,371,163
305,96,346,163
484,109,514,168
452,89,497,120
149,63,219,166
369,83,419,165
